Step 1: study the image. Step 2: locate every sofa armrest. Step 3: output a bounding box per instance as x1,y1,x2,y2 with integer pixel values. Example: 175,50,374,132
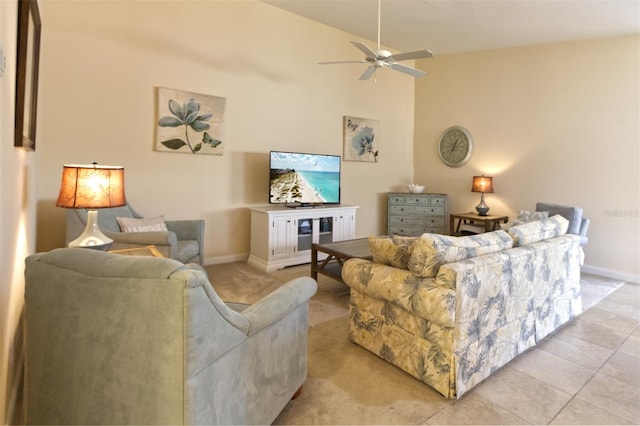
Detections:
166,219,205,241
579,217,590,246
241,277,318,335
166,220,205,262
342,258,456,328
105,230,178,246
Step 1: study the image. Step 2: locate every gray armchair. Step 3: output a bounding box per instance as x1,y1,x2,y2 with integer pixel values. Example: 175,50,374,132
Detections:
24,248,318,425
536,202,590,246
66,202,205,264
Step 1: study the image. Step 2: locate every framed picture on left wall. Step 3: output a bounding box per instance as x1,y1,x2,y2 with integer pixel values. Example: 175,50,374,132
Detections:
14,0,41,151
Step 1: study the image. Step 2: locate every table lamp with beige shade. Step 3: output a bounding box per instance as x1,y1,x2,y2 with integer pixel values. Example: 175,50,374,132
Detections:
56,163,126,250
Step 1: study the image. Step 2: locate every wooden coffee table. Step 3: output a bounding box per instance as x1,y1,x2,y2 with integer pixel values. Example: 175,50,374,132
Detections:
311,238,371,283
450,212,509,236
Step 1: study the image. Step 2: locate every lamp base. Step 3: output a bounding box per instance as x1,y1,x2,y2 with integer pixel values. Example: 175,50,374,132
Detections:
475,193,490,217
68,210,113,251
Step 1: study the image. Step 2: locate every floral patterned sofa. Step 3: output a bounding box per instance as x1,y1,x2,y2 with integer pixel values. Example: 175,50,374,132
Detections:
342,215,583,399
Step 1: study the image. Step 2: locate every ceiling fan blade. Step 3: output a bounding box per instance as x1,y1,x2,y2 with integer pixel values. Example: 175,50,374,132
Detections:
390,49,434,61
389,63,426,78
359,65,376,80
318,60,368,65
351,41,377,59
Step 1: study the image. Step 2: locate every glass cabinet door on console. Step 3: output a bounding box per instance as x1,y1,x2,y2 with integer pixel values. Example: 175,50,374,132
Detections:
319,217,333,244
297,218,313,252
296,213,336,253
296,215,334,252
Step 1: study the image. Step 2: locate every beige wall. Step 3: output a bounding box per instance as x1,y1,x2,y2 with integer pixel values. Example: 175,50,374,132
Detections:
0,0,38,423
415,35,640,282
35,0,416,261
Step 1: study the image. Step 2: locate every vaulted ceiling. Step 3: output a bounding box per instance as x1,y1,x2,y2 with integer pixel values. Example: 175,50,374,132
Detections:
264,0,640,54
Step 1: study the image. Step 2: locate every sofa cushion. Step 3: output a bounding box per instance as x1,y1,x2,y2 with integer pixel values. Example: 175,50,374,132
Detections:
117,215,168,232
368,235,418,270
518,210,549,222
508,214,569,246
408,230,514,278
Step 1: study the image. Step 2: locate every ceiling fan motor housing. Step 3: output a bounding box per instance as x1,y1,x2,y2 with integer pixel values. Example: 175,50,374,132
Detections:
376,49,392,59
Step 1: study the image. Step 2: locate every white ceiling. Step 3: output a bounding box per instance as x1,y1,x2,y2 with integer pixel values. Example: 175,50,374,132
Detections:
263,0,640,55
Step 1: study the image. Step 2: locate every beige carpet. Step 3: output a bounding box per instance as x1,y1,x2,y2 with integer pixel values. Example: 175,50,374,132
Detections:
205,262,627,425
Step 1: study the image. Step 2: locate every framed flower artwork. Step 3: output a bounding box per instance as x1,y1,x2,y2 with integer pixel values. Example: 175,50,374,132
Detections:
343,116,378,162
155,87,225,155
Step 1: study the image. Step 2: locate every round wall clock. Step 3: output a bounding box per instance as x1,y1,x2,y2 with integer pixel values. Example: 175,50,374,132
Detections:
437,126,474,167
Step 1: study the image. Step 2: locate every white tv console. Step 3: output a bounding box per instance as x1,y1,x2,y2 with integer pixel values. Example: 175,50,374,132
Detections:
248,205,358,272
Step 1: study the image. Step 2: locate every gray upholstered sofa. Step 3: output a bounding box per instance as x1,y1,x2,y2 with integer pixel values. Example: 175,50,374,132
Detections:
66,202,205,264
24,248,317,425
342,215,583,399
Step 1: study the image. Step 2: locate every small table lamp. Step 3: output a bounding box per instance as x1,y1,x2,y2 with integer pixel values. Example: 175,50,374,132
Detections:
471,175,494,216
56,163,126,249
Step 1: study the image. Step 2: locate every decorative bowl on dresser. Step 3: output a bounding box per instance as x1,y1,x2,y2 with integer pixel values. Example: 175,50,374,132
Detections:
407,184,425,193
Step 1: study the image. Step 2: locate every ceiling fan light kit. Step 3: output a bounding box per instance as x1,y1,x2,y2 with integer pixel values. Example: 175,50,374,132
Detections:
319,0,433,80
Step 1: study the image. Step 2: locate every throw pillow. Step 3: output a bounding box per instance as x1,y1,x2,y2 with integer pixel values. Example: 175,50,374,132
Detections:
116,215,168,232
408,230,514,278
368,235,417,270
517,210,549,222
501,210,549,231
507,214,569,246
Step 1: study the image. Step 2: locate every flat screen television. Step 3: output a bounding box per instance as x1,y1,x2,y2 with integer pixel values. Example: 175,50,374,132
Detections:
269,151,341,206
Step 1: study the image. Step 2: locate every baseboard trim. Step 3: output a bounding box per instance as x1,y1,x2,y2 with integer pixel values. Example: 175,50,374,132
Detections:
582,264,639,285
203,253,248,266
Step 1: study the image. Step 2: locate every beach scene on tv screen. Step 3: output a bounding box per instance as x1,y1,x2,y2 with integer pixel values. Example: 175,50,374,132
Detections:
270,152,340,204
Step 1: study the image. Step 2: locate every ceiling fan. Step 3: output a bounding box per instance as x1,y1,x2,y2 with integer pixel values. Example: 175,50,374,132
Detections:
318,0,434,80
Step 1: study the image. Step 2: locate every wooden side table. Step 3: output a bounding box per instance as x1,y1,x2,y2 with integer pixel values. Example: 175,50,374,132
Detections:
109,245,164,258
450,212,509,236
